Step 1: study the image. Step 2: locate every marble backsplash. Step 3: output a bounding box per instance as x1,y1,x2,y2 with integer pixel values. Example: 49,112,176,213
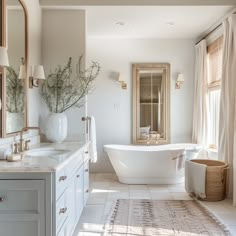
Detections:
0,130,40,150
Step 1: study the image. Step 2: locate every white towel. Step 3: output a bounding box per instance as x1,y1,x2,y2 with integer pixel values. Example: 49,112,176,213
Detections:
89,116,97,163
170,149,185,170
0,147,12,160
185,160,207,199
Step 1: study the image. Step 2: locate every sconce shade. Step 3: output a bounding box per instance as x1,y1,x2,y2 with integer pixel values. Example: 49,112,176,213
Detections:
0,47,9,67
33,65,45,80
117,73,127,89
175,73,184,89
18,65,26,79
118,73,123,82
177,73,184,82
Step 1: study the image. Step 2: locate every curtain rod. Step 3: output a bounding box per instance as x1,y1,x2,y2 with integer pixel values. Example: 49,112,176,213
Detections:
195,11,236,45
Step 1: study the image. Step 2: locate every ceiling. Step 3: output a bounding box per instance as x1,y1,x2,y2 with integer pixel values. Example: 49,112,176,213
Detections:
40,0,236,6
85,6,234,39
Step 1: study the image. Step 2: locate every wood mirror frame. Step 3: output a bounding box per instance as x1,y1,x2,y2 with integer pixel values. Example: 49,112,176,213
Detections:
132,63,170,145
0,0,5,137
1,0,28,137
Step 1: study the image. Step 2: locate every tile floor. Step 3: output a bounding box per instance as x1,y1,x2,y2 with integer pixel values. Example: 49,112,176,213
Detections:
73,173,236,236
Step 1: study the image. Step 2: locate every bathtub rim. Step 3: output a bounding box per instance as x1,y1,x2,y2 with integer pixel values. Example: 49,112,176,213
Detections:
104,143,202,152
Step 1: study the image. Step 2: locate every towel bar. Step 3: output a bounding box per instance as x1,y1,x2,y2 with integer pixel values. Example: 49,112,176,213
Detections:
82,116,91,121
82,116,91,140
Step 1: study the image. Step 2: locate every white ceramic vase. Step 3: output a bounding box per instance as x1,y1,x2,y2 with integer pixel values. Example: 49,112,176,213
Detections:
45,113,67,143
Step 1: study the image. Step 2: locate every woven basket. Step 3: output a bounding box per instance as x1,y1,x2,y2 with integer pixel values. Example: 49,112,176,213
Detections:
190,159,229,201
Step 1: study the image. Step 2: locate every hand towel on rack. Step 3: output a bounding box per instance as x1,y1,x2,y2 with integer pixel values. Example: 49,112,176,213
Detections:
185,160,207,199
0,147,12,160
89,116,97,163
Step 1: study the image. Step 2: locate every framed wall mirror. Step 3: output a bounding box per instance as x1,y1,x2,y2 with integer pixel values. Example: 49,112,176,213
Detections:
132,63,170,145
1,0,28,137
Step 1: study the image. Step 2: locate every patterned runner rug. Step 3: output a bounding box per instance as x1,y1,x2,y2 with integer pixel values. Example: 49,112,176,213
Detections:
103,200,231,236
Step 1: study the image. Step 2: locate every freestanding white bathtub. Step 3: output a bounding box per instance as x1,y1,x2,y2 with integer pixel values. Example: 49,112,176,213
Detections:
104,143,201,184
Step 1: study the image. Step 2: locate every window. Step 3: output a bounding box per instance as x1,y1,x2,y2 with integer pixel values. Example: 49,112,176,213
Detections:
207,36,223,148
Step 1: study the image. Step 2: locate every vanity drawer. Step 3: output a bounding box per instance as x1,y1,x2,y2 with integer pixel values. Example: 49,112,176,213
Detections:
56,152,84,200
64,152,83,179
0,180,44,212
56,191,68,235
56,168,69,200
57,219,68,236
84,146,90,163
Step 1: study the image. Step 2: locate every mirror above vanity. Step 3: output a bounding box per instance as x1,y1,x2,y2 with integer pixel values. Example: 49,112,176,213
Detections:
1,0,28,137
132,63,170,145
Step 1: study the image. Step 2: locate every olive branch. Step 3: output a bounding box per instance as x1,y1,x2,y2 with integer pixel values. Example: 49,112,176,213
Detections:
6,58,25,113
41,56,100,113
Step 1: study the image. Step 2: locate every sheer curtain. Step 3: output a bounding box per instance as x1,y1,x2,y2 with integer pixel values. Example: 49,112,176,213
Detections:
192,40,209,146
218,15,236,206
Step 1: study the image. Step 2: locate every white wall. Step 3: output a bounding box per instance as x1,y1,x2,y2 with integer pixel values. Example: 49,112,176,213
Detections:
0,0,42,147
87,37,195,173
24,0,43,128
41,9,86,141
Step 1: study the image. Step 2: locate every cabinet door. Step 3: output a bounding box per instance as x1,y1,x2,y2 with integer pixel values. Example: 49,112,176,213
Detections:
66,165,84,236
66,177,76,236
75,166,84,223
0,180,45,236
83,160,89,206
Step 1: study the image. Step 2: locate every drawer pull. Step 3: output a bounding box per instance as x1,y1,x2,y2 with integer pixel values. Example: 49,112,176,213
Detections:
85,169,89,173
0,197,4,202
85,151,89,154
85,189,89,193
59,176,67,182
59,207,67,214
76,174,80,178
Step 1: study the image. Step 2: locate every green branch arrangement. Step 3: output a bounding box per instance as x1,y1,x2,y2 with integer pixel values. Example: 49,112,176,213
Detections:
41,56,100,113
6,58,25,113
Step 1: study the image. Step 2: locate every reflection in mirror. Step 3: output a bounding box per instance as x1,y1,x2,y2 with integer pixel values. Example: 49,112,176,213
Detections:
139,70,164,140
133,63,170,145
5,0,26,134
0,1,3,137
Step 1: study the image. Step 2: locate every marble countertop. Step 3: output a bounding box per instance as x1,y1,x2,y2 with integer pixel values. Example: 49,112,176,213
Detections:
0,141,88,173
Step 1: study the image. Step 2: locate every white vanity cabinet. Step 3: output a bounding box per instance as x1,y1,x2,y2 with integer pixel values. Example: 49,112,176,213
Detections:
0,142,90,236
0,180,45,236
83,159,90,205
57,163,85,236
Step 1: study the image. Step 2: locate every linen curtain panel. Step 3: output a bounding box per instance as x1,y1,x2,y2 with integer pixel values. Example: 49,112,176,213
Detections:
192,40,209,146
218,15,236,206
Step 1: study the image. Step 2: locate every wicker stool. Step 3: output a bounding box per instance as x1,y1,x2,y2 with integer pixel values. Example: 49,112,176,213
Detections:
190,159,229,201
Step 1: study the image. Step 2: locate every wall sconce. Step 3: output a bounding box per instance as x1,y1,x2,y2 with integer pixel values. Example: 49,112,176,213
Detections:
18,65,26,79
0,46,9,67
175,73,184,89
29,65,45,88
118,73,127,90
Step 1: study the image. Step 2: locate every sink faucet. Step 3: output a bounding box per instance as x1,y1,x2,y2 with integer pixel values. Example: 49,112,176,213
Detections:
18,127,40,152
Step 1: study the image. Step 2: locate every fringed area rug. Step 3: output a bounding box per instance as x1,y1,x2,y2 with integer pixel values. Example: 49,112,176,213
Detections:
103,200,231,236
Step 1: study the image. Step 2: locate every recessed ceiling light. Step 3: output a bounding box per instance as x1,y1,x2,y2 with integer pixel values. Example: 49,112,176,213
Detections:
115,21,125,26
166,22,175,26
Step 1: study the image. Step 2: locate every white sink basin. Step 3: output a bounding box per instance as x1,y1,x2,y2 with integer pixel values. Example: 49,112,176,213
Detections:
26,148,70,157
